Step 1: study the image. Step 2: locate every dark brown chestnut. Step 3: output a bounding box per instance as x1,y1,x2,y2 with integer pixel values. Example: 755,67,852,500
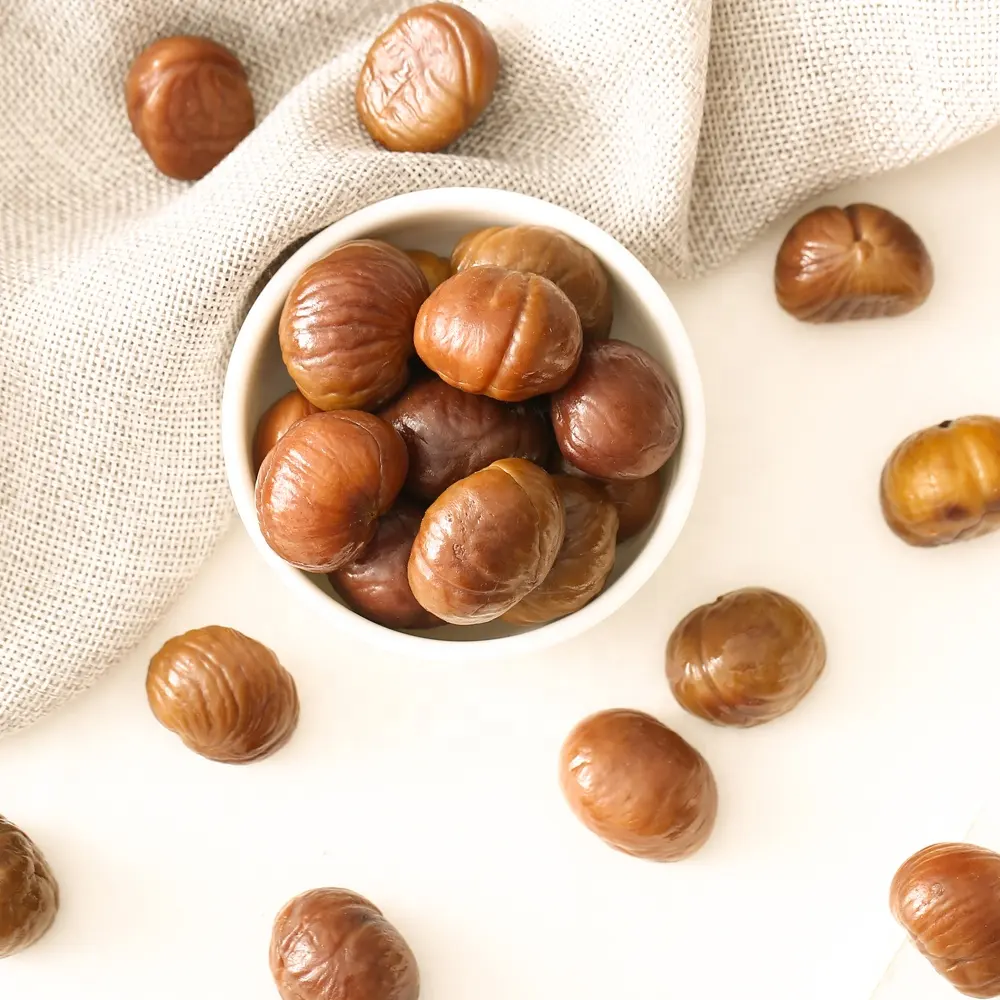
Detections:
404,250,451,292
0,815,58,958
252,390,319,472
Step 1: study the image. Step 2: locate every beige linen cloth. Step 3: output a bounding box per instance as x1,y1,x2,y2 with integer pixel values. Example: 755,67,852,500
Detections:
1,0,998,737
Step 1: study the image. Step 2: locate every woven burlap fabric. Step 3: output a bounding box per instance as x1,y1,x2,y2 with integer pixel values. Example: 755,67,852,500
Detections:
1,0,997,737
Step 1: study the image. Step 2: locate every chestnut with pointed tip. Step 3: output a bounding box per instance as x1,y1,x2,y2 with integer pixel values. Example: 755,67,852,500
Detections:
0,815,58,958
252,390,319,472
404,250,452,292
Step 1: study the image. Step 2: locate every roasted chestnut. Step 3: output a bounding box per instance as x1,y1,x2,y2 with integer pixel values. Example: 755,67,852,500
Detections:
774,203,933,322
330,501,442,631
270,887,419,1000
404,250,451,292
0,815,58,958
379,377,551,501
551,340,682,480
252,390,319,472
503,476,617,624
452,225,613,339
256,411,407,573
146,625,299,763
881,416,1000,547
559,709,717,862
666,588,826,728
600,474,664,541
408,458,565,624
890,842,1000,997
125,36,255,181
279,240,428,411
414,266,582,402
356,2,499,153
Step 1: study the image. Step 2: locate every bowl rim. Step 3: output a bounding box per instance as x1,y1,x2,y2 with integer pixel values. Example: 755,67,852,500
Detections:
222,186,705,659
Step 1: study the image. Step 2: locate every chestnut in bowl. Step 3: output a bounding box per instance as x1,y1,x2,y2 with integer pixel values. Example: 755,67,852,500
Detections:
0,815,59,958
252,389,318,472
404,249,452,292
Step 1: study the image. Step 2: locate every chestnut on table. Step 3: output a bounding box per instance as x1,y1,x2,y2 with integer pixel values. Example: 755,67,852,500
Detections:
0,815,59,958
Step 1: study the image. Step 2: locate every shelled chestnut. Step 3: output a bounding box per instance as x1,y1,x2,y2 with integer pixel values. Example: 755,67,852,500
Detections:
0,815,59,957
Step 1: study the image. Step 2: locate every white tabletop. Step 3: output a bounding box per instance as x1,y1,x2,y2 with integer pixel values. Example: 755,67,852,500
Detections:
2,126,999,1000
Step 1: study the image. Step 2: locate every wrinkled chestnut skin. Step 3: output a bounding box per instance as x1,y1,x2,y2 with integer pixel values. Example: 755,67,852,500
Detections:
270,888,419,1000
379,377,551,501
559,709,717,862
666,588,826,728
414,266,582,402
551,340,682,480
146,626,299,763
890,843,1000,997
504,476,617,625
408,458,565,625
330,502,442,631
356,2,499,153
0,816,58,958
452,225,613,339
256,411,408,573
253,390,319,472
881,416,1000,547
125,36,255,181
775,203,933,322
404,250,451,292
279,241,428,411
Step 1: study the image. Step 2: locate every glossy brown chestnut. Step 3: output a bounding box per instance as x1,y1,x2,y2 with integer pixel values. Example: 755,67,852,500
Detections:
252,390,319,472
559,709,717,862
551,339,682,480
270,887,419,1000
666,588,826,728
774,203,933,322
404,250,452,292
408,458,565,625
452,225,613,339
146,625,299,763
881,416,1000,547
0,815,58,958
414,266,582,402
125,36,255,181
890,842,1000,997
503,476,617,624
379,377,551,501
356,2,499,153
256,411,408,573
279,240,428,411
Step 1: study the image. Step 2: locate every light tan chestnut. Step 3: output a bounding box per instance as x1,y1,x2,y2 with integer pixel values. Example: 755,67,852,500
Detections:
0,816,59,958
146,626,299,763
252,390,319,472
404,250,452,292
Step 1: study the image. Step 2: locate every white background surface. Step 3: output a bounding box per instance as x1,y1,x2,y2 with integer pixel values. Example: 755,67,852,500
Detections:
2,126,999,999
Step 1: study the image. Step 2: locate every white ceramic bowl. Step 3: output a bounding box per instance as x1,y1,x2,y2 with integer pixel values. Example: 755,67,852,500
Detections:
222,188,704,659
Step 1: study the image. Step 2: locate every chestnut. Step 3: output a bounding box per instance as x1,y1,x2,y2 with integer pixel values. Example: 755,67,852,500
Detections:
256,411,407,573
0,815,58,958
452,225,613,339
600,474,664,541
379,377,551,501
503,476,617,625
551,339,682,480
356,2,499,153
666,588,826,728
146,625,299,763
774,203,933,322
414,266,582,402
270,887,419,1000
404,249,452,292
279,240,428,411
125,36,255,181
330,501,442,631
890,842,1000,997
880,416,1000,547
408,458,565,625
559,709,717,862
252,390,319,472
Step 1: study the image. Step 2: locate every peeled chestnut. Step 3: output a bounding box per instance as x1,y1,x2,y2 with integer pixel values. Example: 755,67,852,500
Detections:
551,339,682,480
559,709,717,862
452,225,613,339
504,476,617,625
125,36,255,181
356,2,499,153
408,458,565,625
775,203,933,322
379,377,551,501
256,410,407,573
666,588,826,728
279,240,428,411
146,625,299,763
881,416,1000,547
0,815,58,958
252,390,319,471
404,250,452,292
890,842,1000,997
600,474,664,541
414,266,582,402
271,887,419,1000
